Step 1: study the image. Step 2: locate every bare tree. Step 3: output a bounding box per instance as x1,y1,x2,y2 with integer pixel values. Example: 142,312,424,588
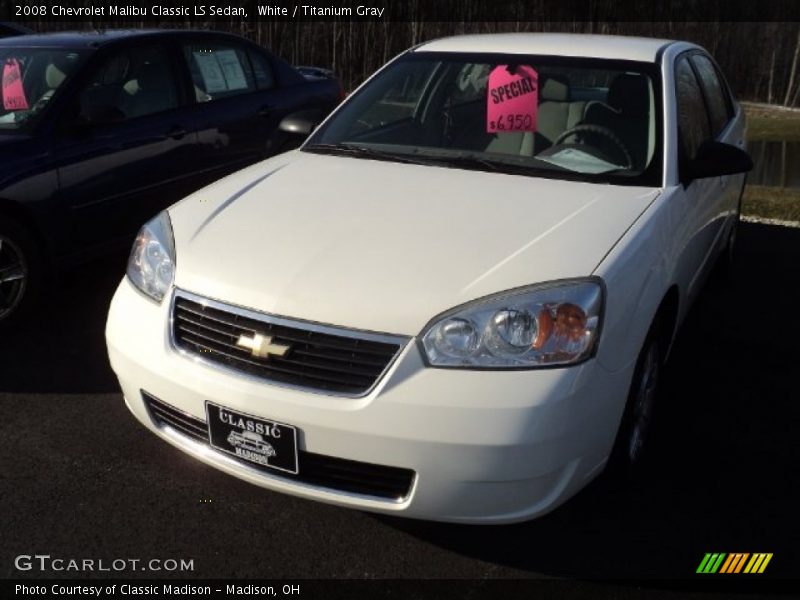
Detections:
783,25,800,106
21,12,800,106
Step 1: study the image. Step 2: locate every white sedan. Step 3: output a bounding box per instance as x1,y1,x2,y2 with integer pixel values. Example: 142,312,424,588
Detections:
106,33,752,524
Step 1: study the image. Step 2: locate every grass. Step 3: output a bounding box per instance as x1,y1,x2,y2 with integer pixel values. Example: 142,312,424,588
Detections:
738,103,799,222
742,102,800,141
742,185,800,223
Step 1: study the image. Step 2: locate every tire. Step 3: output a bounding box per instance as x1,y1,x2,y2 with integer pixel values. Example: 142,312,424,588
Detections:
607,324,663,480
0,216,42,329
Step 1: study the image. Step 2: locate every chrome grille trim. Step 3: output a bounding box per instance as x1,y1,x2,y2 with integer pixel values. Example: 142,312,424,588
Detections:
169,289,409,397
142,392,416,502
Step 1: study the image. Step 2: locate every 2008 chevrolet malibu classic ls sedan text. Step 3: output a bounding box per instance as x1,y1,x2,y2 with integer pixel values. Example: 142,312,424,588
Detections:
106,34,752,524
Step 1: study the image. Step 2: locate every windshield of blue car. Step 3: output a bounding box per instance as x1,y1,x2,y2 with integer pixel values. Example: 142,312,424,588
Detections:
306,52,663,186
0,48,85,130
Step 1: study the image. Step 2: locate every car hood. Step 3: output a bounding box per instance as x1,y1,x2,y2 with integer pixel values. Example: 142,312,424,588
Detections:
169,151,659,335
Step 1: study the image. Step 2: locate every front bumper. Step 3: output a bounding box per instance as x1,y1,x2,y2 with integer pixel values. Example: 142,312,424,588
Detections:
107,278,634,524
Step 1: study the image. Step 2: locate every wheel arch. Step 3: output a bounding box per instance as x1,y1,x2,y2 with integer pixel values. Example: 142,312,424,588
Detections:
604,283,680,475
0,198,53,263
654,284,680,362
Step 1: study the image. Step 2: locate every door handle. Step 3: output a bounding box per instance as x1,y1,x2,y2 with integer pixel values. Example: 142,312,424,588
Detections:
167,126,188,140
257,105,275,117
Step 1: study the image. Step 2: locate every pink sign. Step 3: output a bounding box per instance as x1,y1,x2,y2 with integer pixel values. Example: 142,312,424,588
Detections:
486,65,538,134
3,59,29,110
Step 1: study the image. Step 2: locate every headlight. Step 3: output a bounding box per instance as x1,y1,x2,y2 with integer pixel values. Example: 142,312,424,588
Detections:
420,279,603,368
127,211,175,303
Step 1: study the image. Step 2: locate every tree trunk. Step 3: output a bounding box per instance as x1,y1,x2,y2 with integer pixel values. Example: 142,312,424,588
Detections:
783,26,800,106
781,141,787,189
768,48,776,104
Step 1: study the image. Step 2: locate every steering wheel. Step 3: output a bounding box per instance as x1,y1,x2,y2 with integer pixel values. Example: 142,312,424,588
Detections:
553,124,633,170
27,89,56,115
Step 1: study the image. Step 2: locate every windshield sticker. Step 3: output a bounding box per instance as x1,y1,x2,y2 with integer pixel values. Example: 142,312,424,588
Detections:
193,52,228,93
2,59,29,110
215,50,248,91
487,65,538,133
539,148,621,174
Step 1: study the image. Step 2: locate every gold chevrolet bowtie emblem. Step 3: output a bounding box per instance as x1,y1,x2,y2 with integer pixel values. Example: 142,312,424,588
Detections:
236,332,290,359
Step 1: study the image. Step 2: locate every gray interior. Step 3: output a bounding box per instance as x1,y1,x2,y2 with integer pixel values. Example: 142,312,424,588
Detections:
447,72,652,170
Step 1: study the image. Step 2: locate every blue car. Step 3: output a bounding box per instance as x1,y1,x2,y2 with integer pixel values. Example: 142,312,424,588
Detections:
0,29,341,325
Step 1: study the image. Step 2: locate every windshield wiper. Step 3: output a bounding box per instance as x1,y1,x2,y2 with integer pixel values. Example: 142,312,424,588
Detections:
302,143,437,166
427,153,567,177
303,144,614,182
431,154,505,172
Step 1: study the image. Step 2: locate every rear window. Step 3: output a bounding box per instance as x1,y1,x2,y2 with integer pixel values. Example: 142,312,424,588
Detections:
182,43,256,102
248,50,275,90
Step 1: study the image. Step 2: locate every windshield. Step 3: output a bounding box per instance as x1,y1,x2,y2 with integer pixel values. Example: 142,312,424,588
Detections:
306,52,663,185
0,47,85,130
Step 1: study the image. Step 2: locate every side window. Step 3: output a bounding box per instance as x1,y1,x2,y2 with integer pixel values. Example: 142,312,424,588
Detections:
675,56,710,161
691,54,733,138
248,50,275,90
77,44,178,122
182,42,256,102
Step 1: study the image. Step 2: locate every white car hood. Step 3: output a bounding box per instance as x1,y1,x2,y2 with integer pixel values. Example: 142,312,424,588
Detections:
169,151,658,335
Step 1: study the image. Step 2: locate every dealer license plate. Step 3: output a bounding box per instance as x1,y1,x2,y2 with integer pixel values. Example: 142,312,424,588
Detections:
205,402,299,474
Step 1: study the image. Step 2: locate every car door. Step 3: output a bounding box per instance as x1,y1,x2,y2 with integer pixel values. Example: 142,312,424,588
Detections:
177,36,289,186
54,40,199,254
671,54,723,304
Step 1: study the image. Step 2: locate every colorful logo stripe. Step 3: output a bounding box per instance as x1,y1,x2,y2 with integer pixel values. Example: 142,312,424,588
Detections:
697,553,773,574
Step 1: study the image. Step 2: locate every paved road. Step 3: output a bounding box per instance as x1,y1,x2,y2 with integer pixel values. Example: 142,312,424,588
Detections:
1,222,798,583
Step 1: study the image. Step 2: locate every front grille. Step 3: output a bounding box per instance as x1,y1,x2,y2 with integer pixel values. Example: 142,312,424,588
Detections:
171,292,406,396
143,392,415,501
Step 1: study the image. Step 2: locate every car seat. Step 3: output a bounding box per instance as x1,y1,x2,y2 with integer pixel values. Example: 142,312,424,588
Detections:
535,77,587,150
120,62,175,118
482,76,584,156
29,61,68,109
580,74,651,170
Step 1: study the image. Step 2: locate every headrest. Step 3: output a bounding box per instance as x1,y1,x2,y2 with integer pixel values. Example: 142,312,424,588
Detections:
608,74,649,117
134,63,161,91
45,63,66,89
540,77,570,102
122,79,139,96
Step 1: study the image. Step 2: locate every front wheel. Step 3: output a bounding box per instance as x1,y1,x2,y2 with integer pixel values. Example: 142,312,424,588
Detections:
608,329,662,477
0,217,42,328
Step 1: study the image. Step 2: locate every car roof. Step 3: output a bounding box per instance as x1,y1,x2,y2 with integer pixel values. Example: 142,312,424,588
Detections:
0,29,241,50
0,22,35,36
414,33,677,63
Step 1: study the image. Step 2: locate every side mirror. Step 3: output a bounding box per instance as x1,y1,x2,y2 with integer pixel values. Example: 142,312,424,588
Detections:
278,109,324,138
684,140,753,181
